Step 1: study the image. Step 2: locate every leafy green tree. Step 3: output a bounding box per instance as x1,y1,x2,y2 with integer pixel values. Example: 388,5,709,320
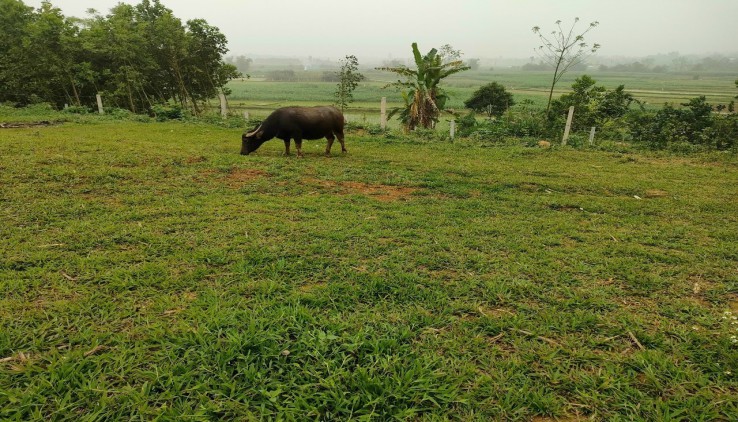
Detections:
680,96,713,132
464,82,514,118
0,0,239,113
438,44,462,63
532,18,600,115
550,75,634,131
183,18,240,101
0,0,34,104
598,85,637,120
378,42,469,130
0,0,81,107
88,3,153,111
333,55,364,113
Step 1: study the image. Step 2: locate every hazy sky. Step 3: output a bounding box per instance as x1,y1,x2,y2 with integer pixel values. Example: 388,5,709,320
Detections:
26,0,738,61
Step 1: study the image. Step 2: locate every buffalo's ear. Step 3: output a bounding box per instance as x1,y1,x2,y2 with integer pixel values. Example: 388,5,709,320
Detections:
255,130,263,140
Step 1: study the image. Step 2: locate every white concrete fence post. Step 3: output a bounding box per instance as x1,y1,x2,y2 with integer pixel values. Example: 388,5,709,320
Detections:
219,93,227,118
562,106,574,145
380,97,387,130
450,120,456,140
96,94,104,115
589,126,596,145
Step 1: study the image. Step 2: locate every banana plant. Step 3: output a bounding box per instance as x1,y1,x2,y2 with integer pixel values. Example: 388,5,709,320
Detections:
378,43,469,130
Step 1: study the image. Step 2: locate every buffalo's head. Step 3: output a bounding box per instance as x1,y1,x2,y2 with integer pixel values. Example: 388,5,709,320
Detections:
240,125,265,155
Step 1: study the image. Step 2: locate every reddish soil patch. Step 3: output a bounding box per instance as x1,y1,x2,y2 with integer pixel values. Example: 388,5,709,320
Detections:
185,155,207,164
221,168,268,187
227,168,268,182
309,179,417,202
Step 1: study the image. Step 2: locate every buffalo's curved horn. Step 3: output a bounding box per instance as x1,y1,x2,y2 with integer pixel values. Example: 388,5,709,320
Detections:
245,124,262,138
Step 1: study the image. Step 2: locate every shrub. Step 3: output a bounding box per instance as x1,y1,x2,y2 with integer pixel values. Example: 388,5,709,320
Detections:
107,108,134,119
62,105,92,114
458,105,547,141
627,96,734,150
456,112,478,137
709,114,738,150
549,75,636,134
151,103,185,121
464,82,514,118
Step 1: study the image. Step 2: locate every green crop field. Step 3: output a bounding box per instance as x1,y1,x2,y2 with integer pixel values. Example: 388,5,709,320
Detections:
225,69,738,121
1,104,737,420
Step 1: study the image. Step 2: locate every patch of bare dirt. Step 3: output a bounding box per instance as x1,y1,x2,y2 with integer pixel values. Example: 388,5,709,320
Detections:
688,274,714,307
298,281,328,293
307,178,417,202
227,168,268,182
0,120,60,128
644,189,669,198
185,155,207,164
728,294,738,313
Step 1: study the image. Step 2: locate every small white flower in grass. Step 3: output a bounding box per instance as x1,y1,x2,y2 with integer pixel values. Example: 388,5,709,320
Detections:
726,371,733,375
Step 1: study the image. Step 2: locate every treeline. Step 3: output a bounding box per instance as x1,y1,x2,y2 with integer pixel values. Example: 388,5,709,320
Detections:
522,54,738,74
0,0,240,113
598,63,669,73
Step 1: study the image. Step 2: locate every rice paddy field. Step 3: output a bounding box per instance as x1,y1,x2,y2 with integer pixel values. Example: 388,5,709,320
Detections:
225,69,738,122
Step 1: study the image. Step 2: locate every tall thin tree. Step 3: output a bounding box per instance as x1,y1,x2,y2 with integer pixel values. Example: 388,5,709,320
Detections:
333,55,364,113
532,17,600,115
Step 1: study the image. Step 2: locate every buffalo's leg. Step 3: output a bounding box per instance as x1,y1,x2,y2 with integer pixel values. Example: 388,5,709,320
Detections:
336,129,347,153
294,138,304,157
325,134,335,156
283,139,291,156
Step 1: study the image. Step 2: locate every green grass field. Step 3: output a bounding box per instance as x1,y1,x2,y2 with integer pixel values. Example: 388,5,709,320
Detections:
1,110,737,419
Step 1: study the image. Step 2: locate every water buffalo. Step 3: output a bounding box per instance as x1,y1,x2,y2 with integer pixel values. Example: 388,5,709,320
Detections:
241,106,346,157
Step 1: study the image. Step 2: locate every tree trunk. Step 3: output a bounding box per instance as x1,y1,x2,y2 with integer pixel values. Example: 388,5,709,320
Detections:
546,62,561,116
546,49,568,117
126,80,136,113
69,75,81,106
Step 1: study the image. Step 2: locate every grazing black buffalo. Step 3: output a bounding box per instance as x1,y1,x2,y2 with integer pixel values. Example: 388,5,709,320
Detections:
241,106,346,157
